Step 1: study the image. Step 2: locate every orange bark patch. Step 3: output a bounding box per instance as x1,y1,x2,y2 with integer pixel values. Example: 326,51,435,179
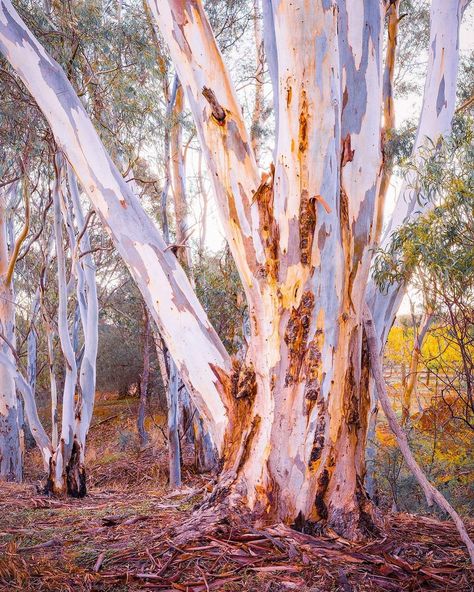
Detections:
304,329,323,402
284,291,314,386
339,188,349,231
253,167,279,280
341,133,354,167
306,329,326,464
234,414,261,476
299,190,316,265
231,358,257,401
298,89,309,154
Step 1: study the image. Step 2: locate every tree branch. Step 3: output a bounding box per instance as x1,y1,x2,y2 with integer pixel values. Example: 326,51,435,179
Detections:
363,305,474,565
6,172,30,285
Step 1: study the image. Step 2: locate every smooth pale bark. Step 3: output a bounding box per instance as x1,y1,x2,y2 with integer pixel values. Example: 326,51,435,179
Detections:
368,0,467,343
0,186,21,481
46,320,59,449
193,412,216,473
0,0,231,453
197,150,208,255
146,0,263,300
48,155,79,494
67,166,99,465
39,243,59,450
170,83,193,274
364,306,474,565
160,75,179,245
0,351,52,469
153,326,182,487
169,81,216,471
167,351,181,489
22,289,41,450
26,290,40,397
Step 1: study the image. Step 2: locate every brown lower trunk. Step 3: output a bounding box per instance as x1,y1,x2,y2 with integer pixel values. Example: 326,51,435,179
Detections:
44,439,87,498
66,439,87,497
216,312,377,540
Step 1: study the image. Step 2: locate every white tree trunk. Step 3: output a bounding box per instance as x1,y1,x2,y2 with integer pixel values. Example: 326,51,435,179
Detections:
153,329,181,488
152,0,384,536
67,165,99,470
0,186,21,481
167,352,181,489
47,154,79,495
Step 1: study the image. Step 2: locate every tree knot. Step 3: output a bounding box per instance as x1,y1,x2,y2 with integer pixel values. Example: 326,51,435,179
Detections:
202,86,226,124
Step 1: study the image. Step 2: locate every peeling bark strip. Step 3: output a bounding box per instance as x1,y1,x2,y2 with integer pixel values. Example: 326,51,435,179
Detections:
284,292,314,386
0,0,231,453
252,169,278,279
304,330,323,402
299,191,316,266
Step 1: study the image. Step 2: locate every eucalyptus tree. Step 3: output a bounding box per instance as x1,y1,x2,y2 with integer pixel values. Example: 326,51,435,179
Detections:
0,0,470,543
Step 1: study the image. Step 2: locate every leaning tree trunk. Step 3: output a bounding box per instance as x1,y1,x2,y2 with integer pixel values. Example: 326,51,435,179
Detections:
0,1,232,457
0,185,22,481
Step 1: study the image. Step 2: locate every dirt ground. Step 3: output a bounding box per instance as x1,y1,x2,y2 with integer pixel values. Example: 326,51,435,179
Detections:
0,394,472,591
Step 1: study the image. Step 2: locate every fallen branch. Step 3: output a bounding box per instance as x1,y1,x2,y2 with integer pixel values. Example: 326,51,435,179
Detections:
363,305,474,566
